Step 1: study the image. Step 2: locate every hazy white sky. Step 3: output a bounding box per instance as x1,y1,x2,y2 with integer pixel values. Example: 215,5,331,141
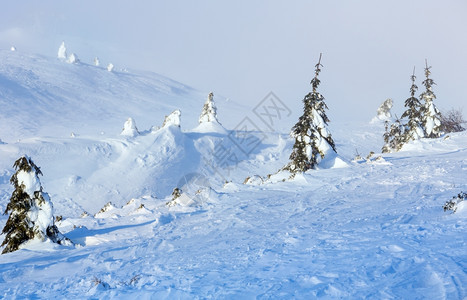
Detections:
1,0,466,124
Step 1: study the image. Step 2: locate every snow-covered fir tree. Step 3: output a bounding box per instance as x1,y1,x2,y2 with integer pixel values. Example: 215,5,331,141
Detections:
94,57,100,66
420,60,442,138
199,92,220,124
57,42,67,60
107,63,114,72
162,109,181,128
166,188,182,207
382,117,405,153
401,67,424,142
121,117,139,137
1,156,71,254
285,54,336,173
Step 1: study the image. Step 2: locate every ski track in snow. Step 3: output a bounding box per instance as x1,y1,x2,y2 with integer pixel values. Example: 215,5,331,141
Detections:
0,51,466,299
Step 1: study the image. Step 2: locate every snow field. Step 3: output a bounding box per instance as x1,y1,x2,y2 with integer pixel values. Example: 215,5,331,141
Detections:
0,50,466,298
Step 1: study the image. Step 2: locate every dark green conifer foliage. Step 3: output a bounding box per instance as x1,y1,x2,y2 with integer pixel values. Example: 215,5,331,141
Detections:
382,117,405,153
401,67,424,142
2,157,39,253
286,54,336,173
172,187,181,200
1,156,69,254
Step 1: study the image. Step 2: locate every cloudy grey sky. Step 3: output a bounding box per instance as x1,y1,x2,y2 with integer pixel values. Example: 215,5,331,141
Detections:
1,0,466,124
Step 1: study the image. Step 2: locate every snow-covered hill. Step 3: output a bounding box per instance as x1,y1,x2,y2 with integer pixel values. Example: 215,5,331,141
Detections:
0,50,245,141
0,50,466,299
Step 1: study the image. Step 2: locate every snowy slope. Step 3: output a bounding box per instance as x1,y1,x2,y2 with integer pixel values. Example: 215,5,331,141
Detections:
0,51,466,299
0,50,244,141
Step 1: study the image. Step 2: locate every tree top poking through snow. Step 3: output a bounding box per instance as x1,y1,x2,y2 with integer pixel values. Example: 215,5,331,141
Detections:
162,109,181,128
199,92,220,124
58,42,67,60
121,117,139,137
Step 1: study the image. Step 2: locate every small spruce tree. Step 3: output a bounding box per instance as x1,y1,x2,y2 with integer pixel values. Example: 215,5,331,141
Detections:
199,92,220,124
285,53,336,173
166,188,182,206
1,156,70,254
382,117,405,153
420,59,442,138
57,42,67,60
401,67,424,142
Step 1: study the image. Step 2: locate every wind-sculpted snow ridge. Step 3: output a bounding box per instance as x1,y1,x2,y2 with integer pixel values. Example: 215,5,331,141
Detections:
0,50,466,298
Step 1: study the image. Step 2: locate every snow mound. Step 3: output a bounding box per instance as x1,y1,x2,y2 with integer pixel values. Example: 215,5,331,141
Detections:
192,121,227,134
317,152,349,169
455,201,467,215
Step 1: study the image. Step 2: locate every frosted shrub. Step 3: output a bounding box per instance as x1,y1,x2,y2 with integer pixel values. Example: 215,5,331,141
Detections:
440,109,466,133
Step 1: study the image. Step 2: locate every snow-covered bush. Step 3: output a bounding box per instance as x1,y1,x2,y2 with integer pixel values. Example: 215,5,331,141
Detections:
10,46,16,52
162,109,181,128
1,156,71,254
443,192,466,213
199,92,220,124
67,53,79,64
58,42,67,60
440,108,466,133
94,57,100,67
284,54,336,173
121,117,139,137
107,63,114,72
